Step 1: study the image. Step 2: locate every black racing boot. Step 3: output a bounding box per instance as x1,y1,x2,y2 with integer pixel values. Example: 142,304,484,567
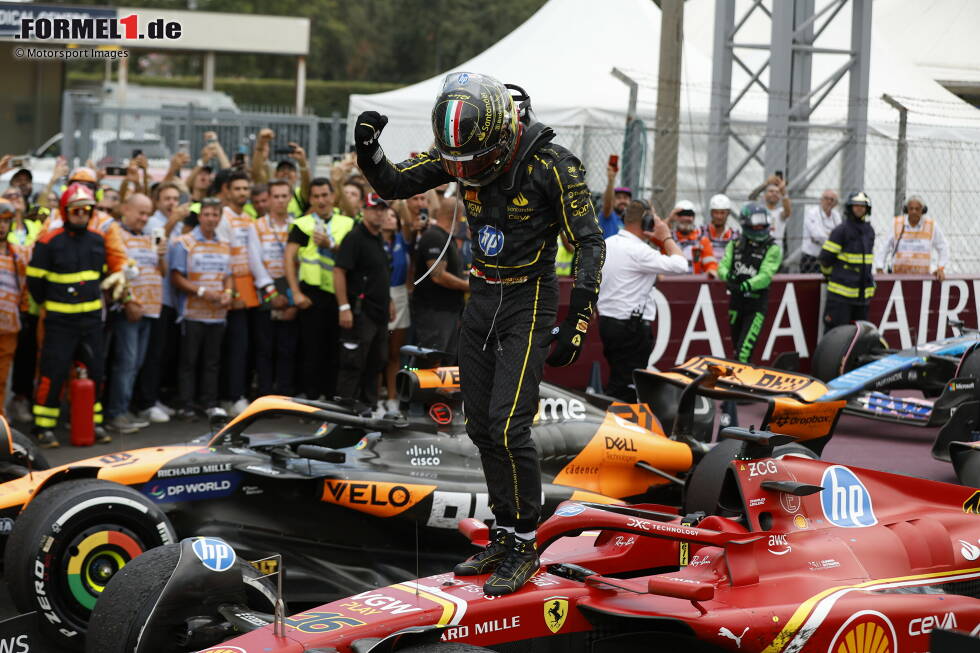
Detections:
483,536,540,596
454,528,514,576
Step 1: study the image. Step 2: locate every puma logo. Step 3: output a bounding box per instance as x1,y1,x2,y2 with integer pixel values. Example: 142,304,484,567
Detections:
718,626,749,648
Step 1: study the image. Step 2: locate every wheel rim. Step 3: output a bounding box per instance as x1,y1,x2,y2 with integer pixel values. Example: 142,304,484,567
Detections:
64,526,146,612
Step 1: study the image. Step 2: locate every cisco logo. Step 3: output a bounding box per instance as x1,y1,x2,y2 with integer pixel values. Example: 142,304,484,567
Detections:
406,445,442,467
820,465,878,528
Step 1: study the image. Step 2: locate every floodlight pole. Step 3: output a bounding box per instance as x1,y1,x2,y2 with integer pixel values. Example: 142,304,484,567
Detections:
881,93,908,217
652,0,683,215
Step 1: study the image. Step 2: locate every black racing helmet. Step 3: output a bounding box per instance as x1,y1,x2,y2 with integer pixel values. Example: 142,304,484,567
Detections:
845,191,872,221
431,72,520,187
739,202,771,240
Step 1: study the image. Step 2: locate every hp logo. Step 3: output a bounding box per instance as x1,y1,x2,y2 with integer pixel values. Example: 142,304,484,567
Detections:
191,537,237,572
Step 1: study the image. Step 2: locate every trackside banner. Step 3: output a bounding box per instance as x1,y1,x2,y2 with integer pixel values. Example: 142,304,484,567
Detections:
546,275,980,388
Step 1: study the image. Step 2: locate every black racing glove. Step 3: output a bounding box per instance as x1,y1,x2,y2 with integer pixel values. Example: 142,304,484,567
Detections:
546,288,595,368
354,111,388,150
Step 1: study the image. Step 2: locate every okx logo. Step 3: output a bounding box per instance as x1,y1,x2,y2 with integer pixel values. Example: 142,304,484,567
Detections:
820,465,877,528
477,225,504,256
191,537,236,572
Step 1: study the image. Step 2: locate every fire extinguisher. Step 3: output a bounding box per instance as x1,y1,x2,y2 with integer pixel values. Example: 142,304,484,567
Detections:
70,364,95,447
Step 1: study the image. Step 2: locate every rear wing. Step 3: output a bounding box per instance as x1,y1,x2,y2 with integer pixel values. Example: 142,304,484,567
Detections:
635,356,844,442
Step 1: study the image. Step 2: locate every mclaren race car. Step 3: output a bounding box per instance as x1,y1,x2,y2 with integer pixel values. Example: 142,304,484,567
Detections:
0,354,718,650
86,427,980,653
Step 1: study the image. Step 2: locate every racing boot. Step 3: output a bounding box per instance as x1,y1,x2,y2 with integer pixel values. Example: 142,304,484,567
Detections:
483,536,540,596
453,528,514,576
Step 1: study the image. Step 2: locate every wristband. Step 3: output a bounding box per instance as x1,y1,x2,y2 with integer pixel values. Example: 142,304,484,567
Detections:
197,286,206,298
338,303,351,312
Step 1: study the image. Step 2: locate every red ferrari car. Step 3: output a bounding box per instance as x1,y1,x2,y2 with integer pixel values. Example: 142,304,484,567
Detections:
85,427,980,652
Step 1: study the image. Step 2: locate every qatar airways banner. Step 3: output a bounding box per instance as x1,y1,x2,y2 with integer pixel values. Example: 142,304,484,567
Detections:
547,275,980,389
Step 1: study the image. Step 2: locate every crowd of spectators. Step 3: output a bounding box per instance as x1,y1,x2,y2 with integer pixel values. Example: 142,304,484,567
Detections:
0,142,954,447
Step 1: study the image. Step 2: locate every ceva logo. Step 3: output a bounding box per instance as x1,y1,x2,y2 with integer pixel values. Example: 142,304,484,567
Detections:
191,537,236,572
820,465,878,528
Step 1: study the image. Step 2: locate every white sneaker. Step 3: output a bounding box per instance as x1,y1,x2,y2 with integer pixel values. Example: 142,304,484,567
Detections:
140,406,170,423
125,412,151,428
385,398,400,413
154,401,176,417
11,397,32,423
230,398,250,416
205,406,228,419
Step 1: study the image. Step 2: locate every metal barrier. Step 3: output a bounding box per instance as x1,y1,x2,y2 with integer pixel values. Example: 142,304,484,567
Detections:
60,91,348,168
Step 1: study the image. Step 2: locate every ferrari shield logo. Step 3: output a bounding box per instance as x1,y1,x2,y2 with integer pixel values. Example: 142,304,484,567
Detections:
544,596,568,633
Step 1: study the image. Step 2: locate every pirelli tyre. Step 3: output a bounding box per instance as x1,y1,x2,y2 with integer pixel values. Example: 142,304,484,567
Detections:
771,443,820,460
811,324,885,382
4,478,176,650
958,347,980,380
86,542,278,653
0,423,49,482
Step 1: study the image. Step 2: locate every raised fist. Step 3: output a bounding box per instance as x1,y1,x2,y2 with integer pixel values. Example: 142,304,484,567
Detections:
354,111,389,148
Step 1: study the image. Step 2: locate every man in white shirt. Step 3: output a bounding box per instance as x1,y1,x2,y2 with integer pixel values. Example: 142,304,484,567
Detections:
874,194,948,280
801,190,840,272
597,200,688,401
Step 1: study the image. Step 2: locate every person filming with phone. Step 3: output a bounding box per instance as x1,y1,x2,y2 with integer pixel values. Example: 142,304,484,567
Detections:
597,199,686,401
599,154,629,238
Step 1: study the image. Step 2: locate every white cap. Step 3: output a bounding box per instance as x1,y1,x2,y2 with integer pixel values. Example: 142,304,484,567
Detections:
709,194,732,212
674,199,696,213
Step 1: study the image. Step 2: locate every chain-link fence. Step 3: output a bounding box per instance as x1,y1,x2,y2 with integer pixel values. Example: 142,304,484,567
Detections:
60,91,349,171
352,102,980,274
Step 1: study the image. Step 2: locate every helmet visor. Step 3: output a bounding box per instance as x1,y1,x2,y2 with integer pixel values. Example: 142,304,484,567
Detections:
439,141,509,185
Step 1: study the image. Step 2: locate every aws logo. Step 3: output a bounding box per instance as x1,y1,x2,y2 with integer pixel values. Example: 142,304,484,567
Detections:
512,193,529,207
321,480,435,517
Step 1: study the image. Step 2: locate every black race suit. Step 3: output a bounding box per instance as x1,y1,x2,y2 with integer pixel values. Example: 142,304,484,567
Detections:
358,123,605,531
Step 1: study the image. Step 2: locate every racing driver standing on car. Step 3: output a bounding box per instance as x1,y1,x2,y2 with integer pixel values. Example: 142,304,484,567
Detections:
355,72,605,595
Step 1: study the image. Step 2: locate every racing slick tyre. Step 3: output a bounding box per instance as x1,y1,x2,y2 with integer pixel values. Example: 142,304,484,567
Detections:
682,439,743,517
0,427,50,481
86,543,278,653
772,443,820,460
956,451,980,487
812,324,885,382
4,478,177,650
958,347,980,380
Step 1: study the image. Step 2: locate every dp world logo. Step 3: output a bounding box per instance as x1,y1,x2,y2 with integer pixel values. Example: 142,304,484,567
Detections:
191,537,236,572
820,465,877,528
477,225,504,256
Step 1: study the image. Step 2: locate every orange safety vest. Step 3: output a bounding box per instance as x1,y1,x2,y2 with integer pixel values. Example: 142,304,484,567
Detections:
254,215,291,280
121,227,163,318
0,244,25,334
890,215,935,275
674,229,718,274
222,207,259,307
43,210,128,274
178,233,231,323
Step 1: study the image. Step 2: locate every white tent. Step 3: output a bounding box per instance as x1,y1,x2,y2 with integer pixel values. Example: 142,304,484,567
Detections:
875,0,980,88
350,0,980,151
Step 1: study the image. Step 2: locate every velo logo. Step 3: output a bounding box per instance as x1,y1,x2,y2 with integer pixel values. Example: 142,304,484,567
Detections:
191,537,236,572
477,225,504,256
820,465,878,528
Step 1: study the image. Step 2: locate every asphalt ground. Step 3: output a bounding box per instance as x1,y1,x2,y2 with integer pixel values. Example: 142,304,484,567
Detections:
0,394,960,632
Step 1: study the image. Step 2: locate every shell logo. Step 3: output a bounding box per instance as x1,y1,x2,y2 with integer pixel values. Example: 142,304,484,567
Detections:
828,611,895,653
